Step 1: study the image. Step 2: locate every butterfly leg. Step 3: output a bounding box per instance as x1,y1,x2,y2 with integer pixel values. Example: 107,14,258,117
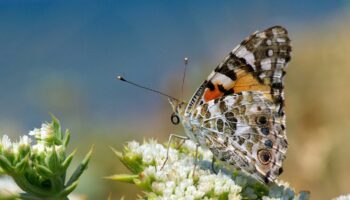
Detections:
192,143,199,178
160,134,189,170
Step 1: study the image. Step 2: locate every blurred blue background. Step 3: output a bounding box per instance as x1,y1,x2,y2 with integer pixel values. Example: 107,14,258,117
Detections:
1,1,350,199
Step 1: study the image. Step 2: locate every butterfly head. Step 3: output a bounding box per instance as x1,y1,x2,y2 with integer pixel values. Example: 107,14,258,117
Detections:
168,98,187,125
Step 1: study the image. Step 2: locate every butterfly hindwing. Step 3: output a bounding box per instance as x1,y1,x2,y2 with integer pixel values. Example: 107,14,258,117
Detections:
189,91,287,183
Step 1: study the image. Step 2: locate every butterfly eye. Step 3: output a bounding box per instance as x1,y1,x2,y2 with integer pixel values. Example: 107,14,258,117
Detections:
171,113,180,125
257,149,272,165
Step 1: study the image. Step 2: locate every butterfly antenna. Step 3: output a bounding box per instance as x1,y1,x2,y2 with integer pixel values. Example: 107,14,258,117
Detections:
117,75,181,102
181,57,189,100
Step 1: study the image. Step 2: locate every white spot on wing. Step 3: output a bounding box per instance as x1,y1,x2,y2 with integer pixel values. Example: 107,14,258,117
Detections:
212,73,233,88
261,58,272,70
259,73,266,79
266,39,272,45
276,58,286,69
267,49,273,57
277,38,286,43
235,46,256,70
272,28,279,36
256,32,266,38
273,68,283,79
277,58,285,63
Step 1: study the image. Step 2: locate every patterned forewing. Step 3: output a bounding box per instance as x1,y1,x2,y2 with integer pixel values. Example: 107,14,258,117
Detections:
189,91,287,183
185,26,291,116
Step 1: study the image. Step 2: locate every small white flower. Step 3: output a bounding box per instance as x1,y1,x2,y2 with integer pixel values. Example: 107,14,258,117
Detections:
1,135,12,150
143,166,157,177
28,128,41,137
127,141,139,150
19,135,31,146
163,181,175,196
183,140,197,152
229,193,242,200
55,145,65,157
40,123,54,140
32,143,46,154
152,182,166,194
28,123,54,141
12,143,19,155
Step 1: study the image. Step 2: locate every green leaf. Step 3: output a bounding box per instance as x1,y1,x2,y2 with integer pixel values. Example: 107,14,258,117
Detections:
59,180,79,198
50,113,62,140
0,167,5,174
36,164,54,177
62,129,70,148
105,174,139,184
65,146,93,187
0,195,21,200
49,114,64,146
110,146,123,160
15,154,29,173
61,149,76,171
19,193,45,200
47,146,60,173
134,177,153,191
110,147,144,174
0,155,14,173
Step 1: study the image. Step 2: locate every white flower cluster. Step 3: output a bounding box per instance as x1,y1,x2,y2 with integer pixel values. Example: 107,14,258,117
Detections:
120,140,309,200
0,123,59,158
126,140,242,199
29,123,54,141
0,135,31,153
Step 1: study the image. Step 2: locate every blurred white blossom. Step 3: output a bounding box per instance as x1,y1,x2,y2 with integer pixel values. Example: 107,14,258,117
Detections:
0,176,22,196
1,135,12,151
28,123,54,141
334,195,350,200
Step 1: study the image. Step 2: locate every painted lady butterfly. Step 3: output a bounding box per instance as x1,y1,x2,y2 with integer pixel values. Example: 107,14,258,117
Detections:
168,26,291,183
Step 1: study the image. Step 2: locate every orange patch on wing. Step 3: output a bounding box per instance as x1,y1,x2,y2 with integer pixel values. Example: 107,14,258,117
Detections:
233,70,272,100
204,84,224,102
203,69,273,103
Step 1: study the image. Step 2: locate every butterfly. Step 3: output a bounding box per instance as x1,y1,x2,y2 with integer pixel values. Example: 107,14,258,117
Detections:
168,26,291,183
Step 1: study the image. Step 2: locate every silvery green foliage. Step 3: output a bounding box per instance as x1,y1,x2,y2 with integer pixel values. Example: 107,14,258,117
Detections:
0,116,93,200
109,140,309,200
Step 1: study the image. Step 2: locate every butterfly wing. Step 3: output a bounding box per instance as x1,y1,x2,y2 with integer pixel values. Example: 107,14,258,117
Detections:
185,26,291,116
185,26,291,183
190,91,287,183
